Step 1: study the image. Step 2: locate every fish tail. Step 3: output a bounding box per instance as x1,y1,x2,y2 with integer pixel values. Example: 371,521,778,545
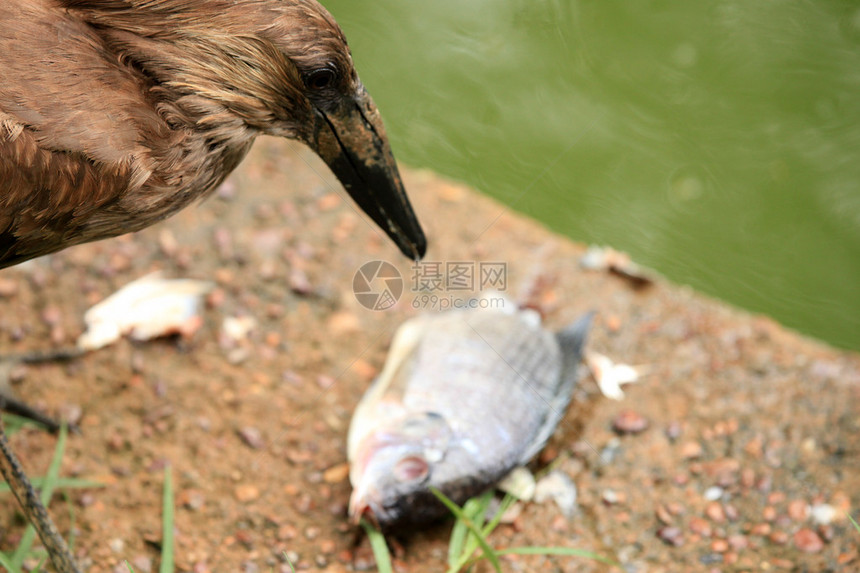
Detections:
556,311,595,368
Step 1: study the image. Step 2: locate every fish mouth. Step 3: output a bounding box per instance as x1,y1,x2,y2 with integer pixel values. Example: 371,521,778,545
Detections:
348,483,380,525
310,89,427,261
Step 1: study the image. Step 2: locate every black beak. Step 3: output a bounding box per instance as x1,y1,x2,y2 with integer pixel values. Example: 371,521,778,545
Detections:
311,88,427,260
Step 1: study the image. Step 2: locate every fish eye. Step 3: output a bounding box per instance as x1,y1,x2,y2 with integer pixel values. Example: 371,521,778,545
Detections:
393,456,429,483
305,67,337,91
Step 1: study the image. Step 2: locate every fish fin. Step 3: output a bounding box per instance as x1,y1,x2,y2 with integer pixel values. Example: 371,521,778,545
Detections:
347,315,429,461
519,311,594,463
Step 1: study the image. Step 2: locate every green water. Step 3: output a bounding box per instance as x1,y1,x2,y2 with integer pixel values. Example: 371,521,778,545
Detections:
325,0,860,350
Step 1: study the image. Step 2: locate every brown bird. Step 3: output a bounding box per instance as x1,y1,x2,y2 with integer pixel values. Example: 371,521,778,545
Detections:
0,1,426,570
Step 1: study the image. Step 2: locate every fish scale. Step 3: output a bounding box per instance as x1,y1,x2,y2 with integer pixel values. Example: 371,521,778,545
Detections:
348,296,592,527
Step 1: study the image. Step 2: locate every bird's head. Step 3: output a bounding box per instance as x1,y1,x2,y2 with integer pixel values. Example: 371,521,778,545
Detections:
63,0,427,260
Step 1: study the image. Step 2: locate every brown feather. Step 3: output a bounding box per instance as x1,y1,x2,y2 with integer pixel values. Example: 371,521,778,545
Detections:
0,0,358,268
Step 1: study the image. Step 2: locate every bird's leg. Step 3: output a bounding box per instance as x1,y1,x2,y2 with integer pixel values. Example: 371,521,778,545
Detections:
0,348,85,432
0,413,83,573
5,347,86,365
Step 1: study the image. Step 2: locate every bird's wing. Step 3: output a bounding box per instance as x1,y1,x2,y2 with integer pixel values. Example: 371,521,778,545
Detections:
0,1,161,268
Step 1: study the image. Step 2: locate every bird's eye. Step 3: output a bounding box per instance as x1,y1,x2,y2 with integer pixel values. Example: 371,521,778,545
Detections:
305,68,337,91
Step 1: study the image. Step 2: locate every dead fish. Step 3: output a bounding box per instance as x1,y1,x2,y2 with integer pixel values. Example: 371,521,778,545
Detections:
347,295,592,527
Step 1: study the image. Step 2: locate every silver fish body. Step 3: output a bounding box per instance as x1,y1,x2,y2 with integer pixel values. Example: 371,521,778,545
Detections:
347,296,591,527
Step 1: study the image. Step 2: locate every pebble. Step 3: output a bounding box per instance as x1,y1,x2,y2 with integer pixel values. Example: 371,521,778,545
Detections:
768,530,789,545
787,499,808,521
322,463,350,484
498,467,536,501
793,528,824,553
612,410,649,434
681,441,703,459
655,504,674,525
811,503,837,525
657,526,685,547
0,278,18,297
665,421,682,441
704,501,726,523
689,517,712,537
289,268,313,295
710,539,728,552
234,484,260,503
237,426,265,450
534,470,578,516
704,486,723,501
727,534,748,550
601,488,625,505
130,556,153,573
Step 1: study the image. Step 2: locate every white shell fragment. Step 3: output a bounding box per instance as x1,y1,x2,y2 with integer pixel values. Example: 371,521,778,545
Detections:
580,244,654,286
585,350,643,400
534,470,578,517
77,272,213,351
498,466,537,502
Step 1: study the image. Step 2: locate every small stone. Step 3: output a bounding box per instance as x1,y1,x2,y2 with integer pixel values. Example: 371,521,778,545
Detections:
322,463,350,484
768,530,789,545
234,484,260,503
237,426,265,450
656,504,674,525
289,268,313,295
728,534,748,550
811,503,837,525
131,556,153,573
534,470,577,516
665,421,682,441
705,501,726,523
704,486,723,501
793,528,824,553
710,539,728,552
235,530,254,548
750,523,771,536
724,504,739,522
681,441,703,459
612,410,649,434
762,506,777,521
304,526,321,540
499,467,536,501
0,278,18,297
657,526,684,547
788,499,808,521
327,311,361,335
689,517,712,537
601,489,625,505
277,525,298,541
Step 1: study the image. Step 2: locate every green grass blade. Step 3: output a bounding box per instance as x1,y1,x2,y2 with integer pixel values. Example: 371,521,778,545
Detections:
0,477,105,495
11,424,68,568
0,550,19,572
360,519,393,573
282,551,297,573
849,513,860,534
125,560,136,572
159,466,174,573
431,488,502,573
447,509,469,568
481,494,516,538
498,545,616,565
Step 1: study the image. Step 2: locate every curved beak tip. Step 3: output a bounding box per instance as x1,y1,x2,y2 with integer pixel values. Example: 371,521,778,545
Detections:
312,97,427,261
